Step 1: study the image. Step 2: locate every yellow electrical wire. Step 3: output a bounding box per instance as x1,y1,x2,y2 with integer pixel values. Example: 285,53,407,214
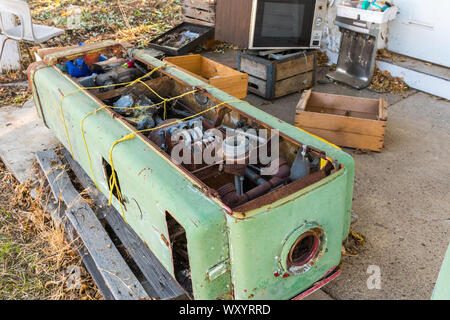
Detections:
80,82,212,192
136,79,167,119
57,60,253,222
57,59,248,221
106,100,247,220
296,127,342,150
59,65,166,159
60,62,340,221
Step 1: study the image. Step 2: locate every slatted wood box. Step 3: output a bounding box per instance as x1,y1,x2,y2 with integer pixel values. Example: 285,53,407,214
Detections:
295,90,388,152
238,51,316,100
164,54,248,99
183,0,216,27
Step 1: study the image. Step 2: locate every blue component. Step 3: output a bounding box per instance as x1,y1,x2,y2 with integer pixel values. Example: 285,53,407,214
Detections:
65,59,92,77
64,43,103,78
371,1,390,11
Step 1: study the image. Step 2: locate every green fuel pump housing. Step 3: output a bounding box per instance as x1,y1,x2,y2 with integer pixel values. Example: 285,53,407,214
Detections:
28,41,354,300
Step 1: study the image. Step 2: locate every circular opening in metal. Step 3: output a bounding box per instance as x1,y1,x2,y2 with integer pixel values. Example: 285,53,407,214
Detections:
288,231,320,267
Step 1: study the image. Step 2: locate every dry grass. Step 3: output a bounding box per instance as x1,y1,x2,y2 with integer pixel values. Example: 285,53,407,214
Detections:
0,160,101,300
27,0,183,48
342,229,367,257
0,0,184,299
368,66,409,94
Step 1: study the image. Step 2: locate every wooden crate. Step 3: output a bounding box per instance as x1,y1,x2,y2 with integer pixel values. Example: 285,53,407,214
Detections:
238,51,316,100
295,90,388,152
164,54,248,99
183,0,216,27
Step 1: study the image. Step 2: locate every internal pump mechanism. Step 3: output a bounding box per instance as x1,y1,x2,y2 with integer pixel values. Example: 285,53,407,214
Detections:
89,63,336,210
145,114,327,209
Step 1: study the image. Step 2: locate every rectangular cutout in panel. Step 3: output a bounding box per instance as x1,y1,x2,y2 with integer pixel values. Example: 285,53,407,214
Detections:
166,212,193,296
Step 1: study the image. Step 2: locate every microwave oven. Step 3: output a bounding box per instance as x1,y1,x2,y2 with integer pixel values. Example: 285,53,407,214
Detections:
215,0,328,50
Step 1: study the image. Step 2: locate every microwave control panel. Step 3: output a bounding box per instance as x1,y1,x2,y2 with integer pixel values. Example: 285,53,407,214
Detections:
310,0,328,48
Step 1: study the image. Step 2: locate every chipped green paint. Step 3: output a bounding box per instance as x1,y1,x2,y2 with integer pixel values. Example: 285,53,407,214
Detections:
28,47,354,300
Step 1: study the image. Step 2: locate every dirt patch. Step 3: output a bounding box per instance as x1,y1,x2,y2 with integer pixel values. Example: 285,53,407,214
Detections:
0,87,32,108
0,160,100,300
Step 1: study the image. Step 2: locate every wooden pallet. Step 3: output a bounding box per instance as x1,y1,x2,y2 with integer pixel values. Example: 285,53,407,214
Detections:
36,149,189,300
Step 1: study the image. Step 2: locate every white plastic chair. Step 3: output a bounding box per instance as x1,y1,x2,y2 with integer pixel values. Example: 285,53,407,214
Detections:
0,0,64,61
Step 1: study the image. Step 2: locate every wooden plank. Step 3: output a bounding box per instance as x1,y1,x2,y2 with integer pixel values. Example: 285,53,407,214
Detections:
36,150,148,300
61,149,189,300
183,17,215,27
182,6,216,23
239,55,269,80
43,40,128,66
378,98,388,121
295,112,387,137
183,0,216,10
165,55,203,75
210,74,248,99
296,89,312,112
307,91,380,115
274,71,314,98
36,45,78,60
247,75,267,98
303,105,379,120
297,127,384,152
276,53,315,81
44,200,115,300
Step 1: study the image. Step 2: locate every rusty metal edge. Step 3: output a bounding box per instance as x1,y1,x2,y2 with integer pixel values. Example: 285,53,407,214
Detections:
291,265,340,300
43,40,131,66
26,61,51,127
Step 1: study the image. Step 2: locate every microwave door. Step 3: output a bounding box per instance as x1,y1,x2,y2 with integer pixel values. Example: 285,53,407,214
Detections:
250,0,316,49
